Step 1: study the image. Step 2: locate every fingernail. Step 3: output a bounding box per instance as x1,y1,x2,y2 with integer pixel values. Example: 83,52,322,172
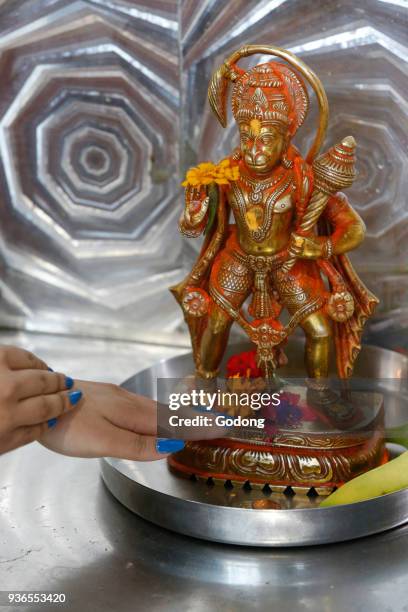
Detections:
47,367,54,372
156,439,185,453
69,390,82,406
47,417,58,428
65,376,74,390
193,405,210,413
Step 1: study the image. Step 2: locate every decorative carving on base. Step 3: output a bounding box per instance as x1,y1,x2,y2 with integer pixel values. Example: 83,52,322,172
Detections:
169,430,385,490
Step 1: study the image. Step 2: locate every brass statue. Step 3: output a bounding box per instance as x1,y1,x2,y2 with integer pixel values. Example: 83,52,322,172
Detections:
169,46,381,492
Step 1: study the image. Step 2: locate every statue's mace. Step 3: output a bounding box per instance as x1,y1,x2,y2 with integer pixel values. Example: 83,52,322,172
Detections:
283,135,356,272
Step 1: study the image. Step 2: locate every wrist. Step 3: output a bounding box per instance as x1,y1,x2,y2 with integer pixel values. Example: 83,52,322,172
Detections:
295,235,323,259
321,237,334,259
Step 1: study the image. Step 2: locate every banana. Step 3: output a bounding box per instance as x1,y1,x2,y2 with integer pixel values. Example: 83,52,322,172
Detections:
386,423,408,449
320,451,408,507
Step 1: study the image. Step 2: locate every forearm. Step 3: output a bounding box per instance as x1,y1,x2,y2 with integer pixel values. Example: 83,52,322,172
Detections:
327,197,366,255
290,194,366,259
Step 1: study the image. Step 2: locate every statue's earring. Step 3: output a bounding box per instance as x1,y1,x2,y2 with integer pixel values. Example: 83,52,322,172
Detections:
282,149,293,169
232,147,242,161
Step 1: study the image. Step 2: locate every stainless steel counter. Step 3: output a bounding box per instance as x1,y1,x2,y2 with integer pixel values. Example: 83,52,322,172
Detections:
1,331,408,611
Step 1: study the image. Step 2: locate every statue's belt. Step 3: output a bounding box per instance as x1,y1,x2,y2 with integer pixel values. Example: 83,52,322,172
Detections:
211,247,324,325
232,249,291,319
232,249,288,273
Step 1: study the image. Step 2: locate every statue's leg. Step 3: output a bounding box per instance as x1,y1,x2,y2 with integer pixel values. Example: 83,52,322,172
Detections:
197,243,253,379
273,262,330,379
302,311,356,426
300,310,331,379
198,304,233,378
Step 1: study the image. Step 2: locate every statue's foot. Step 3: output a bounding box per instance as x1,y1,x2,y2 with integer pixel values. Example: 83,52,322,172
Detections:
306,382,356,429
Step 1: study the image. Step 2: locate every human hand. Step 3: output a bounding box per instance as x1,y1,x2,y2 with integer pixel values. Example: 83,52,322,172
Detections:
39,380,185,460
0,345,82,455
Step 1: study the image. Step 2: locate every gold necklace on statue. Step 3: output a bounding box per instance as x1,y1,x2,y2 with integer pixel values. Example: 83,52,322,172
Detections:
240,168,286,204
233,173,292,242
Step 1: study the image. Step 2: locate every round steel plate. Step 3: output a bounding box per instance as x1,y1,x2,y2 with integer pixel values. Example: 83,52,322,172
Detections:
101,342,408,547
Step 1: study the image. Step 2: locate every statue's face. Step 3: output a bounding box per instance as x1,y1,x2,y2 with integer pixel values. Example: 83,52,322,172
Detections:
239,119,287,174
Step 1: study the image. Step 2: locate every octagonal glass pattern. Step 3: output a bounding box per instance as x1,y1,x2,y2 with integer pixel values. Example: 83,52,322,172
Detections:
0,0,406,345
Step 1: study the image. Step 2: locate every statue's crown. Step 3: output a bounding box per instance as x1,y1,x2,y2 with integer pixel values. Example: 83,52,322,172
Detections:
231,62,309,134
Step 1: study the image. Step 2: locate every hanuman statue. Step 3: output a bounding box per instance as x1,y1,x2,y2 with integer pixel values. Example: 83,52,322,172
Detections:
171,45,378,387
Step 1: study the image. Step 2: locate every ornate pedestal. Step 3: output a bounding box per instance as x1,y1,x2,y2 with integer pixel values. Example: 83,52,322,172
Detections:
100,343,408,546
168,389,385,494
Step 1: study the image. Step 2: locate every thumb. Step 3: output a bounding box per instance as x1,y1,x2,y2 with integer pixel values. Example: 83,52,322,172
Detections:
107,429,185,461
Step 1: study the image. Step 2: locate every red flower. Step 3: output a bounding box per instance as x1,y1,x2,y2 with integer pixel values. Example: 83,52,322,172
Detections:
226,349,264,378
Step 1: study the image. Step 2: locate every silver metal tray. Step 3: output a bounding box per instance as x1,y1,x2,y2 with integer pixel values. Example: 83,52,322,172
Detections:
101,342,408,547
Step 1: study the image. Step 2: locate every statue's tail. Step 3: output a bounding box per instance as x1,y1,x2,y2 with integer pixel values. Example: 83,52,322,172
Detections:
331,253,379,378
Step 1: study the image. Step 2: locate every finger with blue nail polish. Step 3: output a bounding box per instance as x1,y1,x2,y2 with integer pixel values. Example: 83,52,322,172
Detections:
18,387,84,431
15,369,76,402
39,380,190,461
0,346,86,455
193,405,210,413
69,390,82,406
156,439,185,454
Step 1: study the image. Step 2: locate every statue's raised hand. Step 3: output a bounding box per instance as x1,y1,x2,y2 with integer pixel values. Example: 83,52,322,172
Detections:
184,185,210,227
